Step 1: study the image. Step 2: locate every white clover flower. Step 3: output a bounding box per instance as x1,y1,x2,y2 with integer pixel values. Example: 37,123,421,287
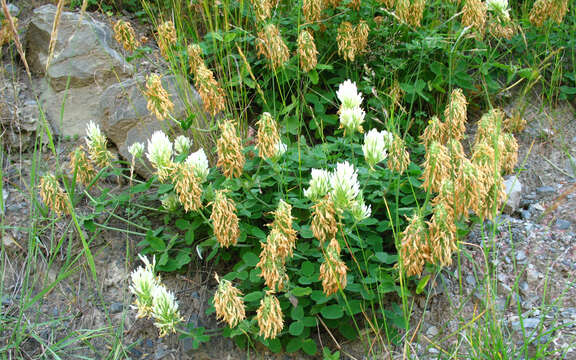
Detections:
486,0,510,18
363,129,392,169
85,121,105,147
336,80,363,110
304,168,332,202
129,255,159,318
146,131,173,171
270,141,287,161
161,193,180,211
339,106,365,135
350,198,371,221
150,284,182,337
329,161,360,210
185,148,209,181
174,135,192,156
128,142,145,159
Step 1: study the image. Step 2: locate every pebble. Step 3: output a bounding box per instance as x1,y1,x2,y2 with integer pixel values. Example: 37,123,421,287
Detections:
1,295,12,307
427,326,439,337
536,186,555,194
527,267,541,284
519,281,529,296
520,210,531,220
465,275,476,287
515,250,527,262
511,317,540,331
554,219,571,230
110,302,123,314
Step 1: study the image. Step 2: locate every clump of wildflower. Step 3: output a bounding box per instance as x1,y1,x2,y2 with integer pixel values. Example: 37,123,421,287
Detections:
39,173,69,215
256,292,284,339
444,88,467,140
330,161,360,210
256,24,290,71
174,135,192,156
128,142,145,160
193,64,227,116
113,20,140,52
85,121,112,168
400,213,430,277
387,133,410,174
337,80,363,109
363,128,392,169
129,255,159,318
256,112,281,160
422,141,452,193
462,0,487,34
303,0,324,23
146,131,174,182
311,197,339,244
297,30,318,72
213,274,246,327
0,17,18,47
161,193,180,211
217,120,245,178
174,161,203,212
251,0,272,22
156,20,177,58
339,106,366,135
186,149,210,182
427,200,457,266
144,74,174,121
397,0,427,27
69,147,97,186
256,241,289,291
319,238,348,295
304,169,332,202
211,190,239,248
150,284,183,337
350,196,372,221
187,44,204,74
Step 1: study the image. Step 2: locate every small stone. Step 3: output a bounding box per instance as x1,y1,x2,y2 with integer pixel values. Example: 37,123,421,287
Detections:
520,210,531,220
536,186,555,194
554,219,571,230
465,275,477,287
7,3,19,16
1,295,12,307
519,281,529,296
503,176,522,214
515,250,527,262
427,326,439,337
511,318,540,331
429,348,439,354
110,302,124,314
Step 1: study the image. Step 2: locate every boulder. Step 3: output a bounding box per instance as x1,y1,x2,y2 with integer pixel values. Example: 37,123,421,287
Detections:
100,75,209,178
503,175,522,214
26,5,133,137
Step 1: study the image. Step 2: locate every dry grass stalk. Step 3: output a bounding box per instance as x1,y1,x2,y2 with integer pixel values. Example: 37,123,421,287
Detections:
303,0,324,23
256,241,288,291
530,0,569,27
194,63,226,116
337,21,370,61
319,238,348,295
210,190,240,248
427,200,457,266
187,43,204,74
462,0,486,34
387,133,410,174
1,0,30,77
216,120,245,178
268,200,298,258
256,24,290,70
400,213,429,277
422,141,452,193
157,20,177,58
397,0,426,27
421,115,447,151
444,88,467,140
45,0,65,73
251,0,272,22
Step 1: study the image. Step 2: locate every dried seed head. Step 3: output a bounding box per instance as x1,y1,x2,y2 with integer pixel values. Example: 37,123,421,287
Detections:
501,133,518,174
488,21,515,39
474,108,504,146
251,0,272,22
256,24,290,70
211,190,240,248
326,0,342,7
444,88,467,140
173,162,203,212
144,74,174,121
389,80,404,109
268,200,298,258
378,0,396,8
303,0,325,23
217,120,245,178
348,0,361,10
462,0,487,33
355,21,370,53
157,20,177,58
39,173,69,215
69,147,97,186
113,20,140,52
297,30,318,72
150,285,183,337
256,112,281,160
187,43,204,75
420,116,447,151
503,111,527,133
213,274,246,327
421,141,452,193
400,213,430,277
471,141,497,175
387,133,410,174
398,0,426,27
256,292,284,339
85,121,112,168
529,0,568,27
454,158,483,218
194,63,226,116
319,238,348,295
446,138,466,174
0,17,18,47
427,200,457,267
311,197,339,244
432,178,456,208
256,241,288,291
337,21,356,61
477,175,506,220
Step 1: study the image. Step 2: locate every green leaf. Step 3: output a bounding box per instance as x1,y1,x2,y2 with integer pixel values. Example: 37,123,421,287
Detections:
301,261,315,277
308,70,319,84
321,305,343,320
184,229,195,245
416,274,431,295
374,252,398,264
289,320,304,336
244,291,262,302
286,338,302,353
146,231,165,251
157,184,173,194
242,252,259,267
292,286,312,297
302,316,316,327
291,306,305,321
175,219,191,231
301,339,317,355
267,338,282,353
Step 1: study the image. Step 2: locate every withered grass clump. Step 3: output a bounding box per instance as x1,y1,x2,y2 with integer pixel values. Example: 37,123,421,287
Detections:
194,64,227,116
113,20,140,52
267,200,298,258
39,174,69,215
427,200,457,266
421,141,452,193
256,241,289,290
213,274,246,327
256,24,290,70
256,112,281,160
297,30,318,72
144,74,174,121
256,291,284,339
530,0,569,27
69,147,97,186
444,88,467,140
251,0,273,22
211,190,240,248
216,120,245,178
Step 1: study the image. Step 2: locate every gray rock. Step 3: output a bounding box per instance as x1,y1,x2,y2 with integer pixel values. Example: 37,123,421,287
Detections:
465,275,476,287
515,250,526,262
536,186,555,194
26,5,133,137
1,295,12,307
554,219,571,230
109,302,123,314
426,326,439,337
512,318,540,331
526,267,540,284
7,3,19,16
99,75,211,178
520,209,531,220
503,176,522,214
